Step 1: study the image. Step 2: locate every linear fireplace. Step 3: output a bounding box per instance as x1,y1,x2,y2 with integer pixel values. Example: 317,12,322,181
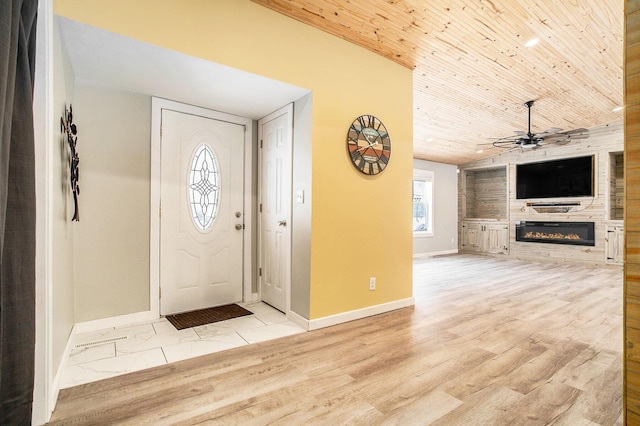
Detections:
515,221,595,246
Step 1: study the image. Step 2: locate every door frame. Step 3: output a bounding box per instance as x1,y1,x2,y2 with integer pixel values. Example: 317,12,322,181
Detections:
150,98,254,317
257,104,293,314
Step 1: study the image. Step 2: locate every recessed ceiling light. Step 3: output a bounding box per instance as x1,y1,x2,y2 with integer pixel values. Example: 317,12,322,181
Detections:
613,106,623,112
476,150,483,154
525,38,540,48
426,138,433,142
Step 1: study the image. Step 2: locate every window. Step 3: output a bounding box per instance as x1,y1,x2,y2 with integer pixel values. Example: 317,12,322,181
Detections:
413,170,434,236
188,144,220,232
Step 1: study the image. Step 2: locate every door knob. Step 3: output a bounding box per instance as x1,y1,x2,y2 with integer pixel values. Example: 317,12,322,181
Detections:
235,224,243,230
277,220,287,226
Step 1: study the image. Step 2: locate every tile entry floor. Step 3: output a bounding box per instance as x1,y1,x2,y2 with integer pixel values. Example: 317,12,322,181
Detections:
61,302,305,389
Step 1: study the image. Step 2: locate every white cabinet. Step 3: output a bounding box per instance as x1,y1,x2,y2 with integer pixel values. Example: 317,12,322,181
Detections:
606,225,623,265
461,221,508,255
486,224,509,254
461,222,482,251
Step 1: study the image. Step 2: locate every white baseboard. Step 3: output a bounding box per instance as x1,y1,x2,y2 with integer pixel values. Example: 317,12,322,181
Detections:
74,310,159,334
50,324,77,413
308,297,415,331
286,309,310,330
413,249,458,259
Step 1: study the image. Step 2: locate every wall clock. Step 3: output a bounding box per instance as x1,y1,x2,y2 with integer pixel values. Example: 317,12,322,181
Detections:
347,114,391,175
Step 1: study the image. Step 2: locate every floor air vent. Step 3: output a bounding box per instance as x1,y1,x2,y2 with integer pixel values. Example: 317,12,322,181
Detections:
74,336,128,349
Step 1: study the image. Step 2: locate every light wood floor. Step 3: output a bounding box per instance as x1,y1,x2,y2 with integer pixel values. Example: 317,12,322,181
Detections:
48,254,623,425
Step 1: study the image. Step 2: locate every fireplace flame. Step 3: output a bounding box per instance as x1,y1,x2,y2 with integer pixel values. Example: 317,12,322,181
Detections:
523,231,582,240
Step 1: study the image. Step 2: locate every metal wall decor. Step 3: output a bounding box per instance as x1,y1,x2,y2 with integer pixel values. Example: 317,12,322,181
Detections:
60,104,80,221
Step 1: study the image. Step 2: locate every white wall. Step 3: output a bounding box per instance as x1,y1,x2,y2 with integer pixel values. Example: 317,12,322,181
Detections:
73,81,151,321
413,159,459,256
291,93,312,318
51,16,76,377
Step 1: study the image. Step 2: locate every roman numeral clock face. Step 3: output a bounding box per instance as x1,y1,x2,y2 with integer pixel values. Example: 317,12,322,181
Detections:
347,115,391,175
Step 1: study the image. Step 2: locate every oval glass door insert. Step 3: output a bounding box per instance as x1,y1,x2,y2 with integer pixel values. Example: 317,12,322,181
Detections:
188,144,220,231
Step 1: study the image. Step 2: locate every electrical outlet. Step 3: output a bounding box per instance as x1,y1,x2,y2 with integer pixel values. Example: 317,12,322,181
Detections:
369,277,376,291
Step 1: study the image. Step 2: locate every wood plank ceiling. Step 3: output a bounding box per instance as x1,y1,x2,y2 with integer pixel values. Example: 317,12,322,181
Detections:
252,0,624,165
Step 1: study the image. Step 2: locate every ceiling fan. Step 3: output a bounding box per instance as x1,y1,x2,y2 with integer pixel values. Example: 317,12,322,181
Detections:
488,100,588,150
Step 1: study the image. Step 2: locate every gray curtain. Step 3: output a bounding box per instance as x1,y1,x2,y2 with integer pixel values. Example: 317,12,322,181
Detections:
0,0,38,423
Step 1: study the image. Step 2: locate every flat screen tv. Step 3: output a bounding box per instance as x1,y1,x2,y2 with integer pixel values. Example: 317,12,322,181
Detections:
516,155,594,199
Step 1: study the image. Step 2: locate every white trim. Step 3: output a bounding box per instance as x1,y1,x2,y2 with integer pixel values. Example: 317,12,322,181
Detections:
307,298,415,331
413,169,434,236
413,233,434,239
150,98,254,317
74,310,158,334
413,249,459,259
33,0,54,422
150,100,162,319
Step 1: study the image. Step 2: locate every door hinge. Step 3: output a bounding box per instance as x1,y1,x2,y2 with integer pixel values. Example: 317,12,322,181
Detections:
259,203,262,213
159,287,161,298
260,139,263,148
159,205,162,217
259,267,262,277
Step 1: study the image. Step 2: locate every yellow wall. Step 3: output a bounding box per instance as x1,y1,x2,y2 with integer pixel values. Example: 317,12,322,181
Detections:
54,0,414,319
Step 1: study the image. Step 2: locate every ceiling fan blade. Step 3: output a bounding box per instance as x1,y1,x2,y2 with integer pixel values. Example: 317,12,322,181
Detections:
561,128,589,139
545,128,589,144
533,127,563,138
491,138,523,148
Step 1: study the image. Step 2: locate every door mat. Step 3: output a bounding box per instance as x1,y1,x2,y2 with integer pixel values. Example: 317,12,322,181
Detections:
166,304,253,330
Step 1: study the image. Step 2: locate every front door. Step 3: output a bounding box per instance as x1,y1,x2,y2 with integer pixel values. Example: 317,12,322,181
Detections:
259,105,293,313
160,109,245,315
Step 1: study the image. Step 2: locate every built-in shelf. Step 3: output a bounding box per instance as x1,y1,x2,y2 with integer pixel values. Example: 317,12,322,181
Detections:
525,201,582,214
531,206,573,213
525,202,582,207
462,166,507,220
610,152,623,221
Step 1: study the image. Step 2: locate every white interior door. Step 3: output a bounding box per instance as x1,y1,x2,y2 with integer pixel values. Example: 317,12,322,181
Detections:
160,109,245,315
259,105,293,313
